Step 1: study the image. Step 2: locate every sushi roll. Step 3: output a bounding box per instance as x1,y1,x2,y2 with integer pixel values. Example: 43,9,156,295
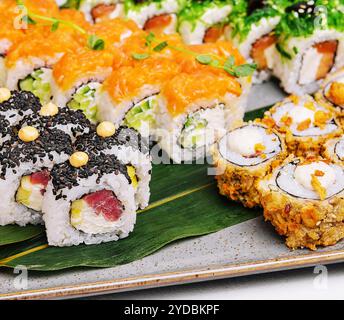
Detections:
74,124,152,209
224,0,288,83
156,70,248,163
323,135,344,165
213,122,287,208
0,115,14,146
124,0,186,34
98,56,181,138
42,153,137,246
178,0,233,44
51,48,116,123
19,103,92,141
315,67,344,118
258,156,344,250
4,28,82,104
267,0,344,95
0,90,41,126
0,126,73,226
263,95,342,156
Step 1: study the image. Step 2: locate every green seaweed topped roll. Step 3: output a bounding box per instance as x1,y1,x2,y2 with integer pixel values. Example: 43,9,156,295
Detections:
268,0,344,94
178,0,233,44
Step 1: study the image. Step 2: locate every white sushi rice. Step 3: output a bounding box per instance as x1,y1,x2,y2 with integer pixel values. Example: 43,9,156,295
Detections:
102,145,152,209
97,85,160,138
0,151,69,226
42,171,136,246
320,68,344,109
324,136,344,163
267,29,344,95
125,0,180,29
179,4,232,45
6,55,62,91
0,56,6,87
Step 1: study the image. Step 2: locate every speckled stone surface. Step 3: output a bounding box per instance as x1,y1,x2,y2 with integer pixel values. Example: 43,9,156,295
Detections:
0,81,317,298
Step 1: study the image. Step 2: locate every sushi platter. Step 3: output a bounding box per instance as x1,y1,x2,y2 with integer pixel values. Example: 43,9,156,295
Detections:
0,0,343,299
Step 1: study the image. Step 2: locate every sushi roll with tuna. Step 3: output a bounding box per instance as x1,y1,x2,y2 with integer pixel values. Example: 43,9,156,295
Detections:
267,0,344,95
315,68,344,118
156,70,249,163
51,49,116,123
0,90,41,126
124,0,186,34
178,0,233,44
98,56,181,138
225,0,289,83
263,95,342,156
19,103,91,141
74,124,152,209
42,153,137,246
0,126,73,226
323,135,344,165
213,122,287,208
258,156,344,250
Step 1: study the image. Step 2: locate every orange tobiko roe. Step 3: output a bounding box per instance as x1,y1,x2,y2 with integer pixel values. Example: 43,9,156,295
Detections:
53,48,119,91
58,8,91,31
103,56,181,104
161,72,242,117
5,28,82,68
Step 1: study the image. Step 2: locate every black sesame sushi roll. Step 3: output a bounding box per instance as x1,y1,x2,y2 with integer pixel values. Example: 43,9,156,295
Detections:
0,90,41,126
0,115,14,146
212,122,287,208
263,94,342,156
42,153,137,246
74,123,151,209
323,135,344,165
19,102,92,142
258,156,344,250
0,127,73,226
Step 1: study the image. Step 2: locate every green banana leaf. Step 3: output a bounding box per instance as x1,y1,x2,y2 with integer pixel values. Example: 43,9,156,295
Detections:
0,107,267,271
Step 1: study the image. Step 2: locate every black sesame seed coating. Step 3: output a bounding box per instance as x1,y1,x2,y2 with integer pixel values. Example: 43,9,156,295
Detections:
19,107,92,139
0,115,13,139
0,91,41,121
74,126,149,157
50,154,130,194
0,129,73,178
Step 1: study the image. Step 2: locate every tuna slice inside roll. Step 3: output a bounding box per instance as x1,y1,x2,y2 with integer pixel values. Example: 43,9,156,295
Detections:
91,3,117,21
324,75,344,109
70,190,125,235
335,138,344,161
276,159,344,200
19,67,52,104
271,97,338,137
16,170,50,212
67,82,102,123
218,124,282,166
299,40,338,86
178,104,226,151
250,34,277,70
123,94,158,136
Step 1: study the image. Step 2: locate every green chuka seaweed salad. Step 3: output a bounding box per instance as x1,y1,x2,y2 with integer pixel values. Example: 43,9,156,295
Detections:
125,0,186,13
131,32,257,77
177,0,232,32
58,0,82,9
228,0,292,42
274,0,344,57
16,0,105,50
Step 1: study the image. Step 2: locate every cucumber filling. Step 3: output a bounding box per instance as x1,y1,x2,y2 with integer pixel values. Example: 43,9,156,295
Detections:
179,110,209,150
67,82,101,123
19,68,52,104
123,96,157,133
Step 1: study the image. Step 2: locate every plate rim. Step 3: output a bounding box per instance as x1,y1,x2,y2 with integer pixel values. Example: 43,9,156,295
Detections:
1,247,344,300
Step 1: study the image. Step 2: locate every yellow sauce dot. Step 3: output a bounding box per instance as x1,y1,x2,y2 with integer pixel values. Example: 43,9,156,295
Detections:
39,102,59,117
69,152,89,168
0,88,11,103
18,126,39,142
96,121,116,138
